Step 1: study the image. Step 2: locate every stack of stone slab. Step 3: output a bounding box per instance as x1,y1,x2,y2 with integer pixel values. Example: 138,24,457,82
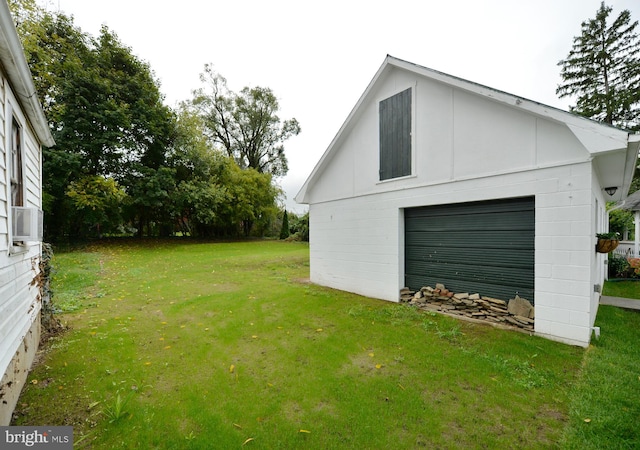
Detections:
399,284,534,332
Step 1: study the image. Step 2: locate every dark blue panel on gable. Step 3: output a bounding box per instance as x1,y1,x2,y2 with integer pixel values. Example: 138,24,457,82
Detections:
380,88,411,180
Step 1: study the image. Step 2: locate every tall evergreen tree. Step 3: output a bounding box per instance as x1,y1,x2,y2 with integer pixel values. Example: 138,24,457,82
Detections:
557,2,640,131
279,210,290,240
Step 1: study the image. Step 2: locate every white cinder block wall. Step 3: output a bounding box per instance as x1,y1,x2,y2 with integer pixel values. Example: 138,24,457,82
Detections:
310,161,600,347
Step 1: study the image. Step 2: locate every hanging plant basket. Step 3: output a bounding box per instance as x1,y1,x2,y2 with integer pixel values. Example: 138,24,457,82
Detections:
596,238,619,254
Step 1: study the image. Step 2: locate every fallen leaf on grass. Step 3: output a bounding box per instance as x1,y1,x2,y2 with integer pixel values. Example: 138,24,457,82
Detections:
375,364,382,369
299,429,311,434
164,346,171,350
242,437,254,446
368,353,374,357
584,418,591,423
233,423,242,429
316,328,323,332
229,365,235,373
398,383,405,391
31,379,38,385
144,362,152,366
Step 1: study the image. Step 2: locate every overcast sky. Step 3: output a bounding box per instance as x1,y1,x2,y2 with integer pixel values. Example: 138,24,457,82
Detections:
41,0,640,213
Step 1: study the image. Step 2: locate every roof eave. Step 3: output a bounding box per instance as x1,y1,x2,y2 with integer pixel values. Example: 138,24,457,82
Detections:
0,1,54,147
295,55,396,205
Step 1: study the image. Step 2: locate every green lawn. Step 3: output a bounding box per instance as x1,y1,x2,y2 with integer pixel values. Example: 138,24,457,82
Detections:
603,279,640,300
560,305,640,449
11,240,638,448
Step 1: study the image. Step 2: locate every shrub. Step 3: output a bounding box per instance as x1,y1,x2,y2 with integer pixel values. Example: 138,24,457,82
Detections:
608,254,630,278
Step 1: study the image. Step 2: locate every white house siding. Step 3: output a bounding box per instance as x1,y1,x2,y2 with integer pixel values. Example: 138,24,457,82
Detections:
302,63,622,347
0,75,43,425
0,75,6,248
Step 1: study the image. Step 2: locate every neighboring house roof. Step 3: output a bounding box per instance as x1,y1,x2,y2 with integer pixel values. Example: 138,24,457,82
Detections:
296,55,639,204
616,189,640,211
0,0,54,147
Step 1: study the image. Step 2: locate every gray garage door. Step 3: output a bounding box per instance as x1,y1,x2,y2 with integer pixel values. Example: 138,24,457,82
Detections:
405,197,535,303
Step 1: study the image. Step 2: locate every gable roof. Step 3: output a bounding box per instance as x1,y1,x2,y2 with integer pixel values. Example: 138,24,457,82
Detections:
616,188,640,211
296,55,637,204
0,0,54,147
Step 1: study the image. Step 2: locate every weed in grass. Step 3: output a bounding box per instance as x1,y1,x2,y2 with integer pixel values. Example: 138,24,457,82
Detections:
101,389,135,423
485,353,548,388
435,323,463,342
184,430,196,441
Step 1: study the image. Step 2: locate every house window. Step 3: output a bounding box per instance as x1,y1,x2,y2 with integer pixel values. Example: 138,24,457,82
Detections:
379,87,412,181
10,118,24,207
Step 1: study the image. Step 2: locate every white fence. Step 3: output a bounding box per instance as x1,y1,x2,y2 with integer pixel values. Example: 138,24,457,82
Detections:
613,241,639,258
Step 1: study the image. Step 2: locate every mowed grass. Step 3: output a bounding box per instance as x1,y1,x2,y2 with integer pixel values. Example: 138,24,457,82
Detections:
602,279,640,300
560,305,640,449
14,240,587,449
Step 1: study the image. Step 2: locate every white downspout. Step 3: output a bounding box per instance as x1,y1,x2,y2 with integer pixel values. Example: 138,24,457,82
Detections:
635,211,640,257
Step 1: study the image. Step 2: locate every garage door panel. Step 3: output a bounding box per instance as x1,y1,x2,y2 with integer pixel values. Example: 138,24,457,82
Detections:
405,212,534,233
406,230,534,249
405,197,535,303
406,199,533,217
406,260,534,285
405,247,534,269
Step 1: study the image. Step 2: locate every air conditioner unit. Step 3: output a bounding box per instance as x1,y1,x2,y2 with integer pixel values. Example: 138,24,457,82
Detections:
12,207,44,242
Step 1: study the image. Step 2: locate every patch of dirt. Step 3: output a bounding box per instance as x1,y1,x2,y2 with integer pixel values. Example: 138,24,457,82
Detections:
30,324,70,370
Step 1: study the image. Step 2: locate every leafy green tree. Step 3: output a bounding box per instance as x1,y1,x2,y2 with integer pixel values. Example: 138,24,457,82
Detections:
126,166,177,237
13,3,177,239
222,163,281,236
557,2,640,130
66,175,128,237
279,210,290,239
170,108,232,236
609,206,635,238
190,65,301,176
12,3,283,240
12,6,90,238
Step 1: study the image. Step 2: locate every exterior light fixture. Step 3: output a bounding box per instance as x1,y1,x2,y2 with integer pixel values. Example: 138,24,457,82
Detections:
604,186,618,196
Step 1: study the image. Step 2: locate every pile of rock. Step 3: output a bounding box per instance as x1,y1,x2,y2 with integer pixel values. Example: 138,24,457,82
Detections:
400,284,534,332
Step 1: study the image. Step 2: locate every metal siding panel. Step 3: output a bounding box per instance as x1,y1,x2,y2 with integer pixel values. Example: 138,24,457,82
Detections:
405,197,535,302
